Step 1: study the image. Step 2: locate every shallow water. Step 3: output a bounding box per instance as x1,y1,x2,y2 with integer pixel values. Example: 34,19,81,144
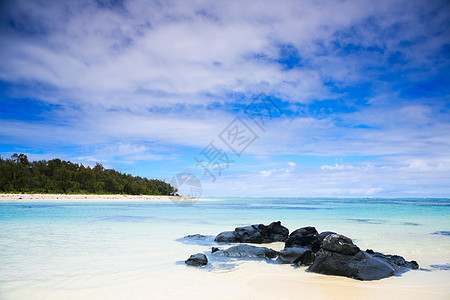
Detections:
1,198,449,299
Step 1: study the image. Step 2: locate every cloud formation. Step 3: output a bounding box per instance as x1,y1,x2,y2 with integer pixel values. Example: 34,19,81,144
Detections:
0,0,449,196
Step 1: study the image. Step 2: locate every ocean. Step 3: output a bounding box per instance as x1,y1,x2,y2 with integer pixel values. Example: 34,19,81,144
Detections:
1,197,449,299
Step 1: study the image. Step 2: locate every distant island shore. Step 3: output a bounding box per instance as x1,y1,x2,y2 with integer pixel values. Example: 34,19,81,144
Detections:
0,193,199,203
0,154,177,196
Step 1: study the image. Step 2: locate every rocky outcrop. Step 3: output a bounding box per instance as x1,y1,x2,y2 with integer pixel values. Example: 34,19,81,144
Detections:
277,247,315,265
308,249,395,280
284,226,321,252
212,244,278,259
214,221,289,243
185,224,420,281
308,234,418,280
185,253,208,266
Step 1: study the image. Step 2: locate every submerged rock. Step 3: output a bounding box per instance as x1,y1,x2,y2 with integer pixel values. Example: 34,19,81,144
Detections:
430,264,450,270
176,234,216,245
182,234,211,240
285,226,322,252
185,253,208,266
214,221,289,243
212,244,278,259
277,247,315,265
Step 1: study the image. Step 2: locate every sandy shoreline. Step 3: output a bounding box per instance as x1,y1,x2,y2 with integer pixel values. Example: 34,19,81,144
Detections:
0,193,203,203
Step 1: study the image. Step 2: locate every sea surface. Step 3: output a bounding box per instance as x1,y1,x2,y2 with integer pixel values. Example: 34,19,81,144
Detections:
1,197,449,299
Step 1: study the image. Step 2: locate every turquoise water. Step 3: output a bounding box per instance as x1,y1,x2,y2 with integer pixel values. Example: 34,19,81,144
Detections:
1,198,449,299
1,198,450,255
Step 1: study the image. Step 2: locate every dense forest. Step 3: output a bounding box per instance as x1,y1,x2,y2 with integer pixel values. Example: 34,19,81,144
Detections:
0,153,177,195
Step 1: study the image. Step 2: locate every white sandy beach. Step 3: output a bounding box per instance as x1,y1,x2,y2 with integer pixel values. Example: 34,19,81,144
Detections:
0,193,199,203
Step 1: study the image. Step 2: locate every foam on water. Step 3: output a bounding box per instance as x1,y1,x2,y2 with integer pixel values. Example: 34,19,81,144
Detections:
0,198,449,299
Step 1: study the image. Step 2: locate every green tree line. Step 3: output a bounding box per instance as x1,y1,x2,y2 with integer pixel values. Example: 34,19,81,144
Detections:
0,153,177,195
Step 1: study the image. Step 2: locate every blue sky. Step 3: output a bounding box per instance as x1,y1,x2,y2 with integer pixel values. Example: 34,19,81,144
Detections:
0,0,449,197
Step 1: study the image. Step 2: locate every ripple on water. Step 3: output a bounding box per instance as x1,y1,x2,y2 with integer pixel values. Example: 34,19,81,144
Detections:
431,231,450,236
95,215,155,222
346,218,385,224
402,222,420,226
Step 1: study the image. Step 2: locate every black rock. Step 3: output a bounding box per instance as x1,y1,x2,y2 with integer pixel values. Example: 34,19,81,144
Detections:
285,226,322,252
308,237,419,280
212,244,278,259
319,231,336,240
301,250,316,266
234,225,265,243
277,247,315,265
214,231,237,243
209,224,420,281
365,249,419,270
214,221,289,243
322,234,360,255
267,221,290,242
185,253,208,266
308,250,395,280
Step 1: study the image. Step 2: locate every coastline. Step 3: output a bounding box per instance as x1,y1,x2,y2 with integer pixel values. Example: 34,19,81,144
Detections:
0,193,202,203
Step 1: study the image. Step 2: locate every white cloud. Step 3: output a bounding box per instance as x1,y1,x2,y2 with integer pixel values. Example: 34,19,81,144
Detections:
321,164,356,170
260,161,296,177
2,0,447,107
203,158,450,197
